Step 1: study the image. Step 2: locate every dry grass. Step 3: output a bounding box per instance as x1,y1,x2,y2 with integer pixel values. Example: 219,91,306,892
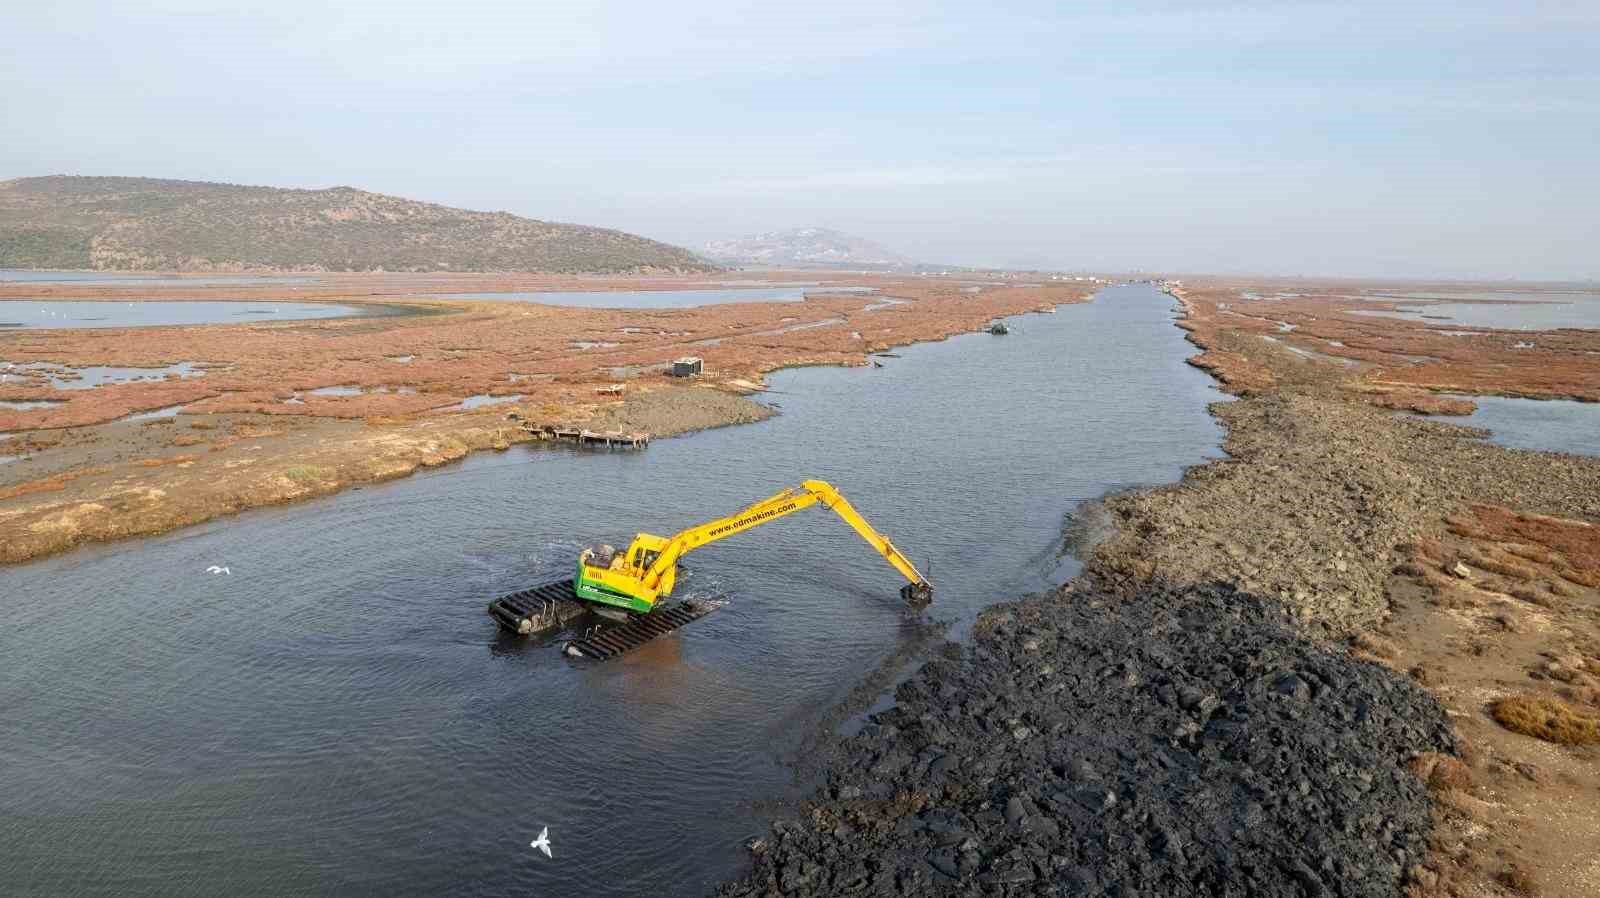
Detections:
1469,505,1597,574
1431,505,1600,594
1504,542,1558,565
1363,390,1476,416
1490,695,1600,745
231,424,286,439
1393,560,1428,578
1427,568,1464,591
1562,568,1600,589
283,464,333,484
1431,582,1487,610
1555,685,1600,708
0,477,72,500
0,467,109,500
131,454,199,469
1410,538,1448,564
1465,548,1540,583
1408,752,1474,791
1546,579,1580,598
1352,630,1400,659
1496,864,1539,896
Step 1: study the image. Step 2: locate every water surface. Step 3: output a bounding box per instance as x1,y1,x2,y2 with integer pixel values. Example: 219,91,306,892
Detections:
0,361,205,389
457,394,524,410
121,404,189,422
1452,395,1599,456
0,300,373,329
0,285,1224,897
1354,292,1600,330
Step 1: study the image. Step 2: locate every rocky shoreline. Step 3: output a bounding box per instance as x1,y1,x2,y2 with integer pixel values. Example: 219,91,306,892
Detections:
718,579,1454,897
1093,394,1599,638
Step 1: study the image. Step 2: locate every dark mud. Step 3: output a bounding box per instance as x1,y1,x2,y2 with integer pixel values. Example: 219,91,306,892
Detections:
717,580,1453,897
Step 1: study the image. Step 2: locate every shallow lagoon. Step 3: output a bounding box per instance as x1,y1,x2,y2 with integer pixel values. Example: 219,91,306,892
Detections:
0,300,373,329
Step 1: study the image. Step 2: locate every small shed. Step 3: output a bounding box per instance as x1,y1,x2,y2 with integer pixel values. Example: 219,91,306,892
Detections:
670,356,704,377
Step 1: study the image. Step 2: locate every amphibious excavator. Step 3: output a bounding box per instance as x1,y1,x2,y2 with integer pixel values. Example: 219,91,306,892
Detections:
486,479,932,660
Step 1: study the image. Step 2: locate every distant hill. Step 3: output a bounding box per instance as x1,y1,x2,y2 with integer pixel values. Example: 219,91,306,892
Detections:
702,227,919,270
0,176,714,274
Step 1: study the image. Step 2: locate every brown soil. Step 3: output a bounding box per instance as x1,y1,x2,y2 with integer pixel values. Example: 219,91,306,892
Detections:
0,272,1090,563
1090,277,1600,897
0,384,771,565
1171,279,1600,404
1376,504,1600,898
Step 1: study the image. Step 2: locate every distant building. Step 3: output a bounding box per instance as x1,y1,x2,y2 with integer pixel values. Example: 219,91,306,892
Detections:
670,357,703,377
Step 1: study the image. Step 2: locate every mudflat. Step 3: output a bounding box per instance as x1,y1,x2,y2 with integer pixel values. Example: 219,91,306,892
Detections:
0,272,1092,563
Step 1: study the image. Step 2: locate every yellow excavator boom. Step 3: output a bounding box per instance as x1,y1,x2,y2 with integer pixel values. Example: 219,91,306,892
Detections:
574,479,932,613
797,479,928,586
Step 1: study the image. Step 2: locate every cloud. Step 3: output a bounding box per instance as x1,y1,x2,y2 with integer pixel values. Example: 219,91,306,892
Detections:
2,0,1595,278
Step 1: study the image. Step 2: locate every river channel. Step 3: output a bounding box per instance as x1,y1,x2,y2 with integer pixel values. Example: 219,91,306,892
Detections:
0,284,1224,896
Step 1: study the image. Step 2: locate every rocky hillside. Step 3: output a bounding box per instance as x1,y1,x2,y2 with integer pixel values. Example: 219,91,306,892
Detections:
0,176,714,273
703,226,918,270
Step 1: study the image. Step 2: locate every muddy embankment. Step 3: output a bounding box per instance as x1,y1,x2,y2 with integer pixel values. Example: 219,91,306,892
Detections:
720,579,1454,898
0,386,771,565
1,273,1090,564
719,280,1600,897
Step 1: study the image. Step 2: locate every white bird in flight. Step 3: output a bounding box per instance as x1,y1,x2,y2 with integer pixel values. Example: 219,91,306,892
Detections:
530,826,552,858
206,565,231,575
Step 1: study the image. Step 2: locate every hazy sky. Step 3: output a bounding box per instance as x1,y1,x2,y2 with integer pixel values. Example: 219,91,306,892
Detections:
4,1,1596,278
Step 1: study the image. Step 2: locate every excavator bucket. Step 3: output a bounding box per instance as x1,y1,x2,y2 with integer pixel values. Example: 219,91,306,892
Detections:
901,581,933,607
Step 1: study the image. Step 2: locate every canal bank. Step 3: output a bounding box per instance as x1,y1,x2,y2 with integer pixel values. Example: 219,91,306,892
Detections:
719,280,1600,898
1,284,1227,897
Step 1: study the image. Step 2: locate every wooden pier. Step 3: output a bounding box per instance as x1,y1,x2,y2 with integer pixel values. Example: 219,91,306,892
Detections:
523,424,650,449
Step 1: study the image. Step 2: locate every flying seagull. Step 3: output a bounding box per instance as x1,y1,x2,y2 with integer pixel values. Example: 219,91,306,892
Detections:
530,826,552,858
206,565,231,575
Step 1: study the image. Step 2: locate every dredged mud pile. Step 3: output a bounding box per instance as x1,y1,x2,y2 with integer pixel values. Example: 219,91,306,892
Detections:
718,581,1453,897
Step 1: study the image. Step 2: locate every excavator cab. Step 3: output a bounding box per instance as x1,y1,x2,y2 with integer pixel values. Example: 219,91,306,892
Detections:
577,533,676,613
